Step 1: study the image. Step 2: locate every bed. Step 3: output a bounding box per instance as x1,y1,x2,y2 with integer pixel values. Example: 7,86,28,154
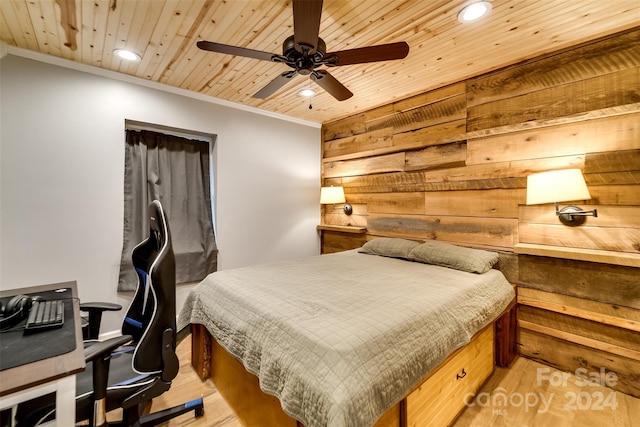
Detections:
178,239,516,427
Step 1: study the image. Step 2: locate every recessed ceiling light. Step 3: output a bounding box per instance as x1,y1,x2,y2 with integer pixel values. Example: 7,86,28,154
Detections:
299,88,316,97
457,1,492,23
114,49,141,62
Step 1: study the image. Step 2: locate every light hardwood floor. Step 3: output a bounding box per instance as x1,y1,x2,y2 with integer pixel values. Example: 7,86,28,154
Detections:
145,336,640,427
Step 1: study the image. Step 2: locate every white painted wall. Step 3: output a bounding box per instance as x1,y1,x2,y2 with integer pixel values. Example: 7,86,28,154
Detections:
0,54,321,334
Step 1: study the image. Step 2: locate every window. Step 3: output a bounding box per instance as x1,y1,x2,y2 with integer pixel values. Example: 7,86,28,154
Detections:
118,123,217,291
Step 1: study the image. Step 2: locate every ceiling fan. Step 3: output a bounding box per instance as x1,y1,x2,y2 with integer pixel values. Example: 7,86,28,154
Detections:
197,0,409,101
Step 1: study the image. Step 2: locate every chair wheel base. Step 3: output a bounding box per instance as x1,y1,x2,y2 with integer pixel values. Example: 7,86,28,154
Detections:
132,397,204,427
195,406,205,417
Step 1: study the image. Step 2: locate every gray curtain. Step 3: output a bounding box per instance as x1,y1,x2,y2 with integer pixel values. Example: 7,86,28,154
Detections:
118,129,217,291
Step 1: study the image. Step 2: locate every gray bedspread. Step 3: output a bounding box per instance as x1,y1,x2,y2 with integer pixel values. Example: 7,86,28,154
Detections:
178,250,515,427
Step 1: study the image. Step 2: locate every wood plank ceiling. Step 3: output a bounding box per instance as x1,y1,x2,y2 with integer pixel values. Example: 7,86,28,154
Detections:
1,0,639,124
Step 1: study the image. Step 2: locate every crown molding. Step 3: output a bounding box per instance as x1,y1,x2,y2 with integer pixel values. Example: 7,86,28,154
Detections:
5,45,321,129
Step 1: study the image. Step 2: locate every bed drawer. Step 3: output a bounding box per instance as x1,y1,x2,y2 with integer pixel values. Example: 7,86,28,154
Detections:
406,326,494,427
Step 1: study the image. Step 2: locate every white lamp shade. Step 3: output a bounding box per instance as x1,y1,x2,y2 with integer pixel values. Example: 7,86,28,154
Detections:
526,169,591,205
320,186,346,204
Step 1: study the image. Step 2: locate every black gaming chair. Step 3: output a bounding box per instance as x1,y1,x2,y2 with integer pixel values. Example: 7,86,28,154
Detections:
18,200,204,427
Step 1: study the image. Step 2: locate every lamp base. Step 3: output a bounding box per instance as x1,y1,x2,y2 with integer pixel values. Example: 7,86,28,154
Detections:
557,205,587,226
331,203,353,215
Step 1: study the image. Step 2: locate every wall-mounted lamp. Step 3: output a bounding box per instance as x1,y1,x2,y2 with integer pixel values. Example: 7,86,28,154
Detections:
320,186,352,215
526,169,598,226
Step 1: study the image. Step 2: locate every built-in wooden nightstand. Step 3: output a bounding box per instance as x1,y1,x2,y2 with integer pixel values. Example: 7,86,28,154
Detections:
317,224,367,254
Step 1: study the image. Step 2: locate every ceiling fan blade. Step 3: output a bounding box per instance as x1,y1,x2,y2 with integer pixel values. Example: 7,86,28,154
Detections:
311,70,353,101
293,0,323,54
197,40,276,62
324,41,409,66
253,72,297,99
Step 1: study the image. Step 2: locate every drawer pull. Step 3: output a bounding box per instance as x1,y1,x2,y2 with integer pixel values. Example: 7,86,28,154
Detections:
456,368,467,380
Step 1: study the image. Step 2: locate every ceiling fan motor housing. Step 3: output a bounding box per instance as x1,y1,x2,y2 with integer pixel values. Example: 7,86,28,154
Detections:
283,35,326,74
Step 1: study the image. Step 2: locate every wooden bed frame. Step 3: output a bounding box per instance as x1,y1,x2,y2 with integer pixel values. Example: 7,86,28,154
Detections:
189,299,516,427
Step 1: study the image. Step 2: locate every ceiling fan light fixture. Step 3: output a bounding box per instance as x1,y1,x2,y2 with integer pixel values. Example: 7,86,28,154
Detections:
457,1,492,23
114,49,141,62
299,88,316,97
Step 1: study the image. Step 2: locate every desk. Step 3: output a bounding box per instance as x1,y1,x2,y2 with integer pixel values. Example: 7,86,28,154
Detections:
0,281,85,426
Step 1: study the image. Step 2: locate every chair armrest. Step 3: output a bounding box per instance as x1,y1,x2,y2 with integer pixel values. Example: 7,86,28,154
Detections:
79,302,122,340
84,334,133,409
84,335,132,362
79,302,122,313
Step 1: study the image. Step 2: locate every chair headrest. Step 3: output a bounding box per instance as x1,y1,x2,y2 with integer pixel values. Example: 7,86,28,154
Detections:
147,200,170,251
148,200,164,233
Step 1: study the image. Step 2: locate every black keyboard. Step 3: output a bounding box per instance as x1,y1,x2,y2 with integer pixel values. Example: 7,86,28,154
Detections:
24,299,65,334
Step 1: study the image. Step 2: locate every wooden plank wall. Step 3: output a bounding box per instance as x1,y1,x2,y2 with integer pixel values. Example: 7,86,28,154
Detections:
320,28,640,398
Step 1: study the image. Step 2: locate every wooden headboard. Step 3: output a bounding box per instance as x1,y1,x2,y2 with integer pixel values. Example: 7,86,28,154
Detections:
318,27,640,399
